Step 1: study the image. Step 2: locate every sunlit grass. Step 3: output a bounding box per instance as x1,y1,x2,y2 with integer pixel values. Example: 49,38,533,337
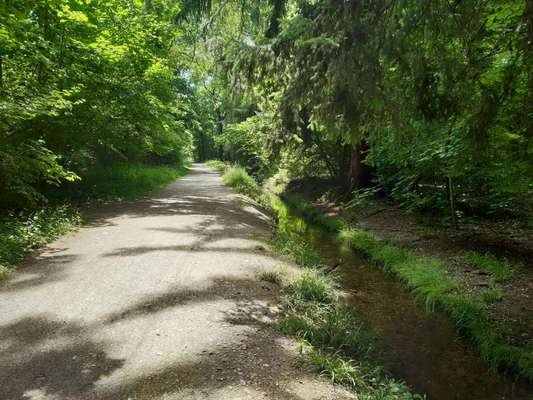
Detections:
222,166,262,199
205,159,228,172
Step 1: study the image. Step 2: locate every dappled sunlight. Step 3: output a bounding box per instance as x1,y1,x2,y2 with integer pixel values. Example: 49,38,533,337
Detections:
0,165,344,399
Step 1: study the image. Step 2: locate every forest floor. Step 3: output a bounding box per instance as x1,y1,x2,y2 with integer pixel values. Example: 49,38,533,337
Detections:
288,178,533,351
0,164,352,400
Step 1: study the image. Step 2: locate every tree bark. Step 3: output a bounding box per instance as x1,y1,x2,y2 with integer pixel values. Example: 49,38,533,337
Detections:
348,142,372,191
525,0,533,145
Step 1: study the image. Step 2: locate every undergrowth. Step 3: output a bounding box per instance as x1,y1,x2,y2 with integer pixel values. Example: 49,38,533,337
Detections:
1,162,187,281
53,163,188,203
0,206,81,281
281,194,533,380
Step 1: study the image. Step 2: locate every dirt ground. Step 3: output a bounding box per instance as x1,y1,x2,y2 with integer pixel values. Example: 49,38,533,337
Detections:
288,178,533,349
0,164,352,400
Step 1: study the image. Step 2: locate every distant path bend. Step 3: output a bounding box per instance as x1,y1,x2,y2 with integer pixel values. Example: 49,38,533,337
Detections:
0,164,350,400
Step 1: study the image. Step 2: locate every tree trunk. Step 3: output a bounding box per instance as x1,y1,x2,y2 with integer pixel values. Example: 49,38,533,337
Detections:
348,142,371,191
525,0,533,145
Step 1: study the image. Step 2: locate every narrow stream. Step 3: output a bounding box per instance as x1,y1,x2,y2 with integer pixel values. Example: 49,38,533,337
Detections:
275,197,533,400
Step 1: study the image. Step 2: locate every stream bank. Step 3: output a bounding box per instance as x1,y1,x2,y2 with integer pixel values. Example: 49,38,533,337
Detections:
271,194,533,399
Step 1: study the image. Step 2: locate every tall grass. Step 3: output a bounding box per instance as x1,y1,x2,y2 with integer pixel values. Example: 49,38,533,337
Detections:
222,166,262,199
464,251,515,282
205,160,228,172
56,163,188,202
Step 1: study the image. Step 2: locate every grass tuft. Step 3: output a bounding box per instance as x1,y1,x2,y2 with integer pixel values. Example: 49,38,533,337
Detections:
464,251,514,282
205,160,228,172
258,269,283,285
482,287,503,303
285,268,337,304
222,166,262,199
271,231,322,267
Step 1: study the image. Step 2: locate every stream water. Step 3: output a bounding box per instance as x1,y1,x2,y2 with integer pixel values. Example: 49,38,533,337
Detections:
275,197,533,400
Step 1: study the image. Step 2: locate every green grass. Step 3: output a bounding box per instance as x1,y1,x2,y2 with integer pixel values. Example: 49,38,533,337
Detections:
281,195,533,379
222,165,262,199
464,251,515,282
205,159,228,172
271,231,322,267
257,269,283,285
482,287,503,303
0,206,81,281
267,225,418,398
274,265,417,398
57,163,188,202
220,173,418,397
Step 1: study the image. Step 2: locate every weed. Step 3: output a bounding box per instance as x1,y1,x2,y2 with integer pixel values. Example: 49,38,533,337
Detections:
286,268,337,304
482,287,503,303
271,231,322,267
0,206,81,281
464,251,514,282
258,269,283,285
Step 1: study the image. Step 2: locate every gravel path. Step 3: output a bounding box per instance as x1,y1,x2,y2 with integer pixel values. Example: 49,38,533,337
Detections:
0,164,351,400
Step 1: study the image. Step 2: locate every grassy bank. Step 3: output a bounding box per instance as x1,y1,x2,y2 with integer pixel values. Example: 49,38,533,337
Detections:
1,163,188,281
266,234,419,399
281,194,533,380
56,163,188,202
0,206,81,280
216,163,419,398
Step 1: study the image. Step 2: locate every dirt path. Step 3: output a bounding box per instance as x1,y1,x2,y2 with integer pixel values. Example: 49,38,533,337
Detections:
0,164,351,400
